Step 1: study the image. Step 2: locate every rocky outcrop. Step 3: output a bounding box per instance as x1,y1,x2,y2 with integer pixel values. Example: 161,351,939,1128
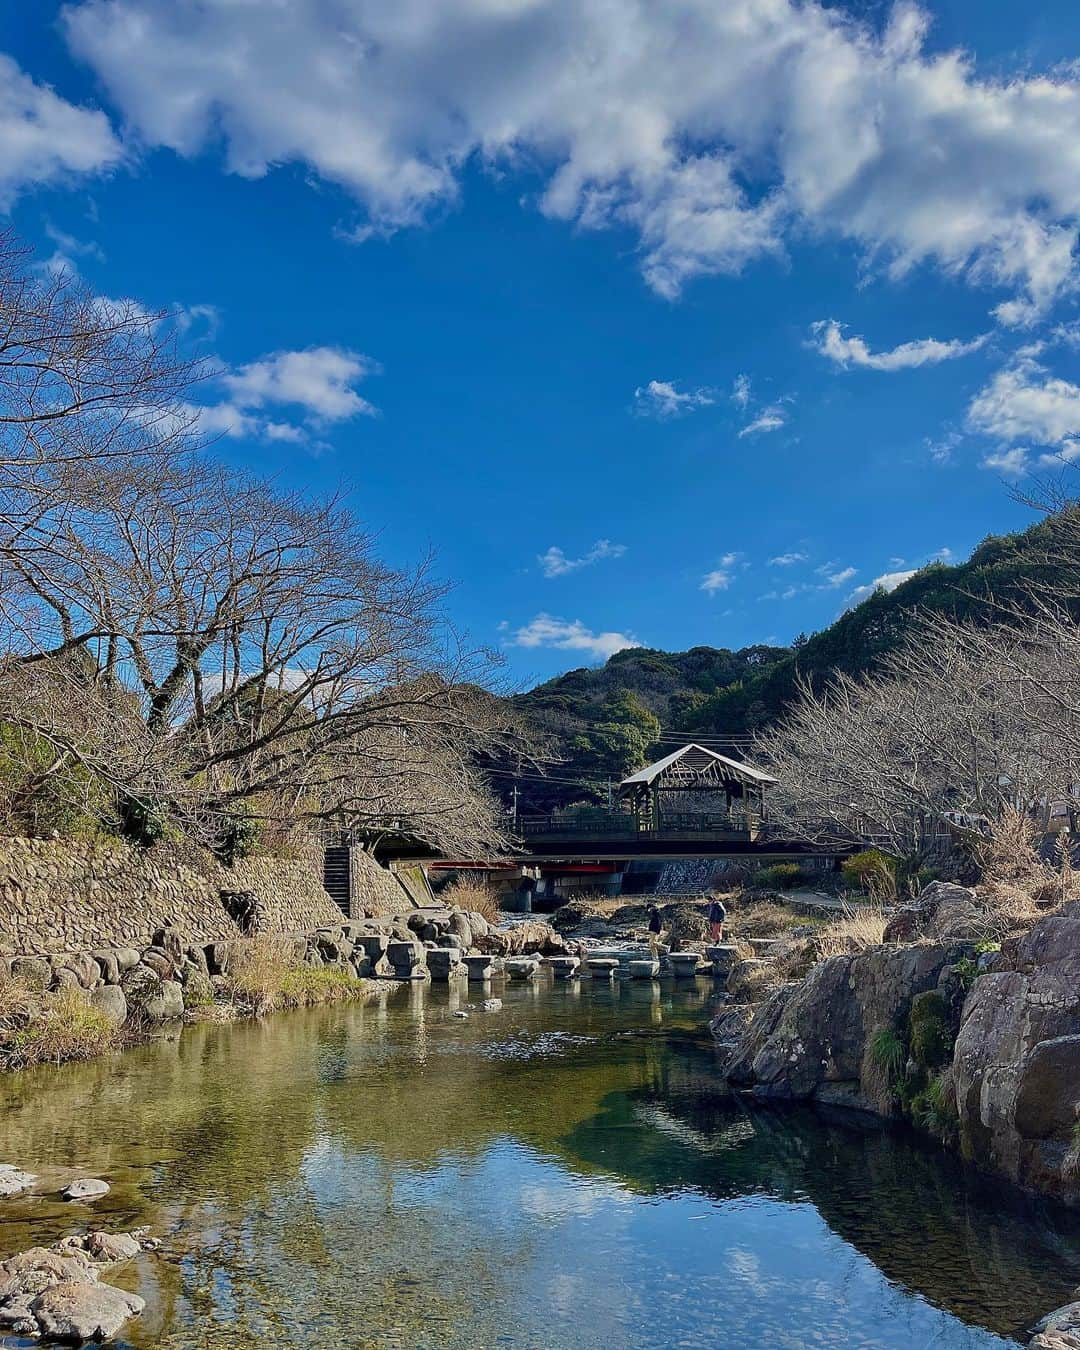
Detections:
725,940,972,1115
953,902,1080,1203
720,901,1080,1204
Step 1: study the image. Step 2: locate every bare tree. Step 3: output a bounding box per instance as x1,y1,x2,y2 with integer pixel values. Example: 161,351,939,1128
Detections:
755,604,1080,862
0,456,517,856
0,231,203,482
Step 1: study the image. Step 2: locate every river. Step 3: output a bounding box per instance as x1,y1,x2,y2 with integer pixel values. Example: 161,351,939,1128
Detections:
0,977,1077,1348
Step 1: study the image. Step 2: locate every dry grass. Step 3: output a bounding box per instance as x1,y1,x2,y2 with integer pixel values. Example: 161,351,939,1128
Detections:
728,899,800,939
814,904,888,959
225,937,370,1017
438,879,502,924
0,979,120,1070
977,808,1078,937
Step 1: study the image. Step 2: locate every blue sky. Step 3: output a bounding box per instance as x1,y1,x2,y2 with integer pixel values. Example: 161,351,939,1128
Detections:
3,0,1079,687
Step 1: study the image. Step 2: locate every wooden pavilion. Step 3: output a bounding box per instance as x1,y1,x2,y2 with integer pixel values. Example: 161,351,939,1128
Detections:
618,743,777,837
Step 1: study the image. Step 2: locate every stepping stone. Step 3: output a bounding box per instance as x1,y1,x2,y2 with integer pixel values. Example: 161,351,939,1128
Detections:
586,958,620,979
629,959,660,979
426,949,463,981
667,952,702,978
0,1166,36,1199
706,944,740,975
462,955,494,981
504,958,540,980
386,940,425,972
545,956,580,979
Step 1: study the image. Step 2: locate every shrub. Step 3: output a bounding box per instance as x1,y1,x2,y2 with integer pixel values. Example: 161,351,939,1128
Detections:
870,1027,906,1086
908,992,952,1069
752,862,808,891
841,849,896,900
911,1071,958,1142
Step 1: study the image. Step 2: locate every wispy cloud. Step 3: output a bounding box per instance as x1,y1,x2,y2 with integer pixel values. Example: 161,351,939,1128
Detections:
737,405,786,438
967,349,1080,477
539,539,627,578
810,319,988,371
633,379,715,419
507,614,641,661
731,374,751,409
700,552,739,595
768,551,807,567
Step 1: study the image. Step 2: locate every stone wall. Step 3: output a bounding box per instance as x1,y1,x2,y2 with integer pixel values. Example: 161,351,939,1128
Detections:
349,849,415,917
0,838,343,956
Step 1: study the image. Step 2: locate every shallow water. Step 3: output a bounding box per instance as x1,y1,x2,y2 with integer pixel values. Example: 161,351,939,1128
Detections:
0,977,1078,1348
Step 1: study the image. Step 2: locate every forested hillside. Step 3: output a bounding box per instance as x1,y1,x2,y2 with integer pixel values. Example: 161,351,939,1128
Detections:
510,513,1063,809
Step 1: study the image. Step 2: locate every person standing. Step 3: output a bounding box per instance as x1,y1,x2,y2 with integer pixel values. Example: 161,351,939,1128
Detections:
708,896,727,942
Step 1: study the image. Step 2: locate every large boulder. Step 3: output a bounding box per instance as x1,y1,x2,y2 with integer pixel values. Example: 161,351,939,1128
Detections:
121,965,184,1022
31,1281,145,1343
89,985,128,1027
953,904,1080,1202
883,882,984,943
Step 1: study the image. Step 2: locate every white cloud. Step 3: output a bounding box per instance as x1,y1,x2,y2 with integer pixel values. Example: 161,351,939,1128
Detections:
848,569,917,604
222,346,378,421
700,552,740,594
768,551,807,566
820,565,856,588
811,319,988,371
539,540,626,578
731,374,751,409
184,400,307,445
634,379,715,419
737,405,787,438
61,0,1080,314
0,54,122,207
508,614,641,661
967,355,1080,447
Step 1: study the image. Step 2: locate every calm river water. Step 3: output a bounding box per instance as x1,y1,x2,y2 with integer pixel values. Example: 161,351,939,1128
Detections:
0,977,1078,1348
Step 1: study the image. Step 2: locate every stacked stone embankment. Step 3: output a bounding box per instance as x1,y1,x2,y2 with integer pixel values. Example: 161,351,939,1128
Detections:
0,837,343,955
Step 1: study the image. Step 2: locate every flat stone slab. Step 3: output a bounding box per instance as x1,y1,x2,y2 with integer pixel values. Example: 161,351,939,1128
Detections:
545,957,580,978
0,1167,36,1199
628,959,660,979
504,959,540,980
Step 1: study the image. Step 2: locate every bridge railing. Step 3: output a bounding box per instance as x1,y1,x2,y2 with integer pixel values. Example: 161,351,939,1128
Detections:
515,810,760,839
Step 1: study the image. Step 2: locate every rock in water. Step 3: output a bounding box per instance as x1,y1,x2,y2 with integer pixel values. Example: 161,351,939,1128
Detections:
31,1281,145,1343
0,1166,35,1199
62,1178,110,1201
480,998,502,1012
86,1232,140,1263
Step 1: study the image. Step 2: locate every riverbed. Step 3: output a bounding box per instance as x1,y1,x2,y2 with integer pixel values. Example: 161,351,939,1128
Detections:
0,977,1077,1348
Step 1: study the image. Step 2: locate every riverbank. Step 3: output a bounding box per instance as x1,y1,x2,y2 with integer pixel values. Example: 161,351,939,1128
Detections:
0,979,1075,1348
707,885,1080,1209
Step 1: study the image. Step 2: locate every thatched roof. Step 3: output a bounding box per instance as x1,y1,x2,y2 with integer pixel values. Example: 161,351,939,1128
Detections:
619,743,777,791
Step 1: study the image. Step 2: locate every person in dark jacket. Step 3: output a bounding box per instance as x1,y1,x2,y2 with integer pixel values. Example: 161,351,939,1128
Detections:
707,897,727,941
